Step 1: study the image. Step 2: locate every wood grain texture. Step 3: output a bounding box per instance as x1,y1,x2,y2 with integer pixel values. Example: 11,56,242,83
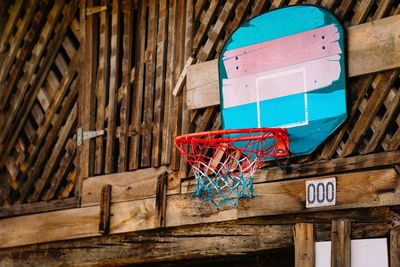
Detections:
239,168,400,218
294,223,314,267
331,219,351,267
0,219,392,265
186,15,400,110
98,184,112,234
391,227,400,267
105,0,121,174
81,166,167,207
0,198,155,248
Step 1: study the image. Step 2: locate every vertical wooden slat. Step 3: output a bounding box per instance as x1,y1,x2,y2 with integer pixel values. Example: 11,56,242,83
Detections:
79,0,97,181
391,227,400,267
94,0,111,175
155,171,168,228
178,0,193,177
99,184,112,234
141,0,158,167
161,0,178,166
105,0,121,174
118,0,134,172
170,0,186,171
129,0,147,170
294,223,315,267
152,0,168,167
331,219,351,267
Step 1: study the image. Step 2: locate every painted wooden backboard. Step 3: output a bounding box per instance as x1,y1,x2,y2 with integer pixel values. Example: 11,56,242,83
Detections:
219,5,347,156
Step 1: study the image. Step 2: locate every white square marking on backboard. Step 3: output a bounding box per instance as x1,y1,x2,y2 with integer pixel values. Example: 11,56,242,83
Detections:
255,67,309,128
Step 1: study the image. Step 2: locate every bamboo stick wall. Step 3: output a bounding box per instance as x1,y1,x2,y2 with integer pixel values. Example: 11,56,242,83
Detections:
0,0,399,216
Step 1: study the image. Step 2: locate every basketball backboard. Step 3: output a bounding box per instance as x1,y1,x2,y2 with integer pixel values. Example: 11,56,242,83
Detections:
219,5,347,156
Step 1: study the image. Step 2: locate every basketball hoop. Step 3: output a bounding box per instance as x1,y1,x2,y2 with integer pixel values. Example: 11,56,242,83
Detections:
175,128,289,208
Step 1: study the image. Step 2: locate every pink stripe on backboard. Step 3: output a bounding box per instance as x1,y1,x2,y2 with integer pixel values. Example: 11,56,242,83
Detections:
223,24,339,58
222,24,341,79
222,55,341,109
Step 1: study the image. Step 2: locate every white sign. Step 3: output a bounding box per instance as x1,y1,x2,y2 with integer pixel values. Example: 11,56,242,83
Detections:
315,238,388,267
306,177,336,208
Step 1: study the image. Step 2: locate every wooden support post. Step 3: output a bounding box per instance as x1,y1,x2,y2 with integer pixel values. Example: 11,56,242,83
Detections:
155,171,168,228
391,227,400,267
99,184,112,234
331,219,351,267
294,223,314,267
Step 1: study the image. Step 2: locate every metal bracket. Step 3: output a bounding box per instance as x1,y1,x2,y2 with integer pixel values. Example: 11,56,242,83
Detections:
77,128,105,146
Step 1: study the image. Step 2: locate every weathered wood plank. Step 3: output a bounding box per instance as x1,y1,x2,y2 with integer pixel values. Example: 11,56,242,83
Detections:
0,1,66,146
239,168,400,218
197,0,237,62
186,15,400,110
81,166,167,207
0,2,48,112
340,70,398,157
321,75,375,159
98,184,112,234
170,0,186,171
331,219,351,267
391,227,400,267
61,166,77,199
362,86,400,154
141,0,158,167
0,218,392,264
105,0,121,174
18,78,78,202
118,0,134,172
152,0,168,167
44,138,77,201
17,50,80,178
0,0,40,88
193,0,218,54
294,223,314,267
94,0,111,175
0,0,23,53
155,171,168,228
178,0,194,178
28,103,77,202
0,0,78,169
254,150,400,183
0,197,79,219
0,198,155,248
129,0,147,170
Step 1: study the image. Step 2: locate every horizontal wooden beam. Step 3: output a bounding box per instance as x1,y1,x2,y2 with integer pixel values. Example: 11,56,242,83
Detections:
0,219,391,266
0,197,79,219
186,15,400,110
81,166,169,207
0,168,398,248
0,198,156,248
253,150,400,183
238,168,400,218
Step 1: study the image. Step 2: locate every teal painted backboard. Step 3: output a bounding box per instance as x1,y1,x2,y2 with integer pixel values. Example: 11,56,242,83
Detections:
219,5,347,156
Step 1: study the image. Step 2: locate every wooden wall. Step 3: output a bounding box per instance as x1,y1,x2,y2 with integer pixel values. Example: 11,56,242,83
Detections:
0,0,399,225
0,0,80,212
